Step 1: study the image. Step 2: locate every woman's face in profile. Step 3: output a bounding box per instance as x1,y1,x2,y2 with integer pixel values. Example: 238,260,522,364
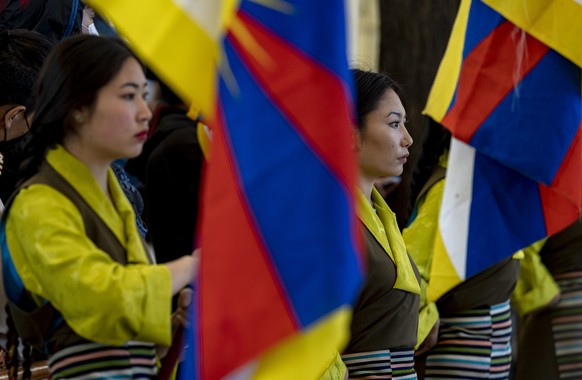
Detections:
73,57,152,162
356,88,413,179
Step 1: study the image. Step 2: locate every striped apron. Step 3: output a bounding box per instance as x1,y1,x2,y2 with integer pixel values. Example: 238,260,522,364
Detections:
551,272,582,379
48,341,157,379
342,347,417,379
424,300,512,379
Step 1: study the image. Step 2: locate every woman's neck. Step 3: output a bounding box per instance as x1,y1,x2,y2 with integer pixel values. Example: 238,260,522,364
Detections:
358,175,376,207
83,162,110,196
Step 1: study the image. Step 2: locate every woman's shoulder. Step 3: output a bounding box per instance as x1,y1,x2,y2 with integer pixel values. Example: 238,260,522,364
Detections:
8,183,81,225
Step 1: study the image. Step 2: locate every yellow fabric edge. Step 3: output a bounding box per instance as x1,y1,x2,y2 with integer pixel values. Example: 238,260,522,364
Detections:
318,351,348,380
251,307,351,380
511,240,560,317
483,0,582,68
416,302,439,349
512,250,525,260
355,189,393,260
357,188,420,294
87,0,219,114
423,0,472,121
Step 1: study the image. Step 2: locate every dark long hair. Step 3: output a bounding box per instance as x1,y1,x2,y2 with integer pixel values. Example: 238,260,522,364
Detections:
20,34,138,180
350,68,404,131
0,26,52,107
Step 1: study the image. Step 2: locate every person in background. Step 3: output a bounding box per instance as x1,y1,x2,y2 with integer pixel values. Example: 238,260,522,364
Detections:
514,217,581,380
403,118,534,379
80,4,116,37
0,26,52,203
2,1,146,239
81,5,99,35
0,26,53,373
2,35,197,379
341,68,433,379
0,0,82,43
125,71,204,264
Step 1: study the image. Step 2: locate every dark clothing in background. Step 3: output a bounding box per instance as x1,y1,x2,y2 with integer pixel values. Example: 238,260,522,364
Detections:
538,218,582,275
515,218,582,380
125,106,203,263
0,0,82,42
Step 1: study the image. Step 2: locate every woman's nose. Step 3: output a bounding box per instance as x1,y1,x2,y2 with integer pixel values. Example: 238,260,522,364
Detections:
138,97,152,123
402,126,413,148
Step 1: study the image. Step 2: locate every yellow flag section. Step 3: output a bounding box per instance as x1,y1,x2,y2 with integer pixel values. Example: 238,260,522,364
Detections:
421,0,471,301
86,0,240,115
423,0,471,122
483,0,582,68
227,309,351,379
427,233,462,302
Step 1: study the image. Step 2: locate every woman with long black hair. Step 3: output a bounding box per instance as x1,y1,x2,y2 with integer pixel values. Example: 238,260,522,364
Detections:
2,35,197,379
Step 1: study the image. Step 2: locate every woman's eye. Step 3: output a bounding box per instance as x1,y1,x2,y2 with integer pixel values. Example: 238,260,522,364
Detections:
389,121,400,128
122,93,136,100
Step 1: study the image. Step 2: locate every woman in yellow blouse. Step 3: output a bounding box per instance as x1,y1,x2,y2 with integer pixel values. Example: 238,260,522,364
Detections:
2,35,197,379
341,69,436,379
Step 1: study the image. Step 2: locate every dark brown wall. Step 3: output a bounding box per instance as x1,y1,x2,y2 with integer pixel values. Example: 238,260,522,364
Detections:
378,0,460,228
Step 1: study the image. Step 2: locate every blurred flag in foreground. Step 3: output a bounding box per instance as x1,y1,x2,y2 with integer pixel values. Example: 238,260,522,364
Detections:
89,0,363,378
88,0,240,115
424,0,582,300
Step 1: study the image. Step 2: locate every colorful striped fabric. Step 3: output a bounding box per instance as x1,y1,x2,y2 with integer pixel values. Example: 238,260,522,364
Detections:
48,341,157,379
424,300,512,379
342,348,416,379
424,0,582,301
551,272,582,379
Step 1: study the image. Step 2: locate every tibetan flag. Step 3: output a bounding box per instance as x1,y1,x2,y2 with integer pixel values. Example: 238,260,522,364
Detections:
187,1,363,378
87,1,362,378
87,0,241,115
424,0,582,300
482,0,582,69
88,0,362,379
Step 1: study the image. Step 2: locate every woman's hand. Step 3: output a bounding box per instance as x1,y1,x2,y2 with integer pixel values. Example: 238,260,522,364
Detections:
157,287,194,359
165,248,200,295
172,288,193,333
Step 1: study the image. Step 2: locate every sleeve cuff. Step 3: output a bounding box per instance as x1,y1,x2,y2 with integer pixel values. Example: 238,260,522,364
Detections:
135,265,173,345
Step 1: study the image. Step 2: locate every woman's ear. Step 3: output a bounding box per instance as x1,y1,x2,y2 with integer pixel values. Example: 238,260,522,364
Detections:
4,105,26,130
72,107,90,126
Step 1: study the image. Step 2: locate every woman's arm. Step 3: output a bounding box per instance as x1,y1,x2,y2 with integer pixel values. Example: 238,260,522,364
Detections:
6,185,176,346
